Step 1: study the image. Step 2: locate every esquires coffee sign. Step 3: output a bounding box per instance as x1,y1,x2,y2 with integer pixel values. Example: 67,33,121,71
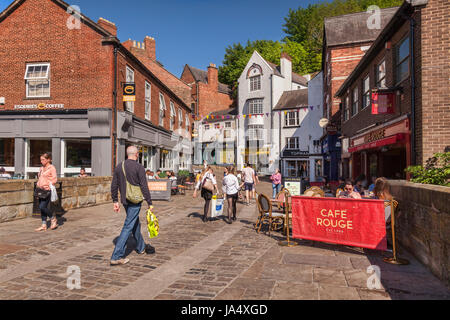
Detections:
364,129,385,144
14,103,64,110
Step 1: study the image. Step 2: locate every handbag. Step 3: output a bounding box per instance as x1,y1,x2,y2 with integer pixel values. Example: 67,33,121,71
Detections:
122,162,144,204
202,175,215,192
34,187,51,199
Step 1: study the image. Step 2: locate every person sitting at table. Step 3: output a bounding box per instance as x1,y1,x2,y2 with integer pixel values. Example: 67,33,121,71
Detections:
373,177,393,201
368,176,377,192
338,181,362,199
353,179,365,195
155,170,162,179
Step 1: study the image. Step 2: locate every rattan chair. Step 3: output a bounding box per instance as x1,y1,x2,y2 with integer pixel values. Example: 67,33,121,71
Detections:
304,186,325,197
255,193,285,236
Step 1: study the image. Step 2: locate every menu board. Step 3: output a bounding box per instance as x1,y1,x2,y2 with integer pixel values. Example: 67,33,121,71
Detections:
147,179,172,201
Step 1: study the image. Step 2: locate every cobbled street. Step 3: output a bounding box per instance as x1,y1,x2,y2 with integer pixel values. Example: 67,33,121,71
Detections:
0,179,449,300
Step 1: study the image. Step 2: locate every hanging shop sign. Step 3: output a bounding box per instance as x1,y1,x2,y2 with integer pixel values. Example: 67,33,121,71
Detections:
14,103,64,110
371,91,395,114
123,83,136,102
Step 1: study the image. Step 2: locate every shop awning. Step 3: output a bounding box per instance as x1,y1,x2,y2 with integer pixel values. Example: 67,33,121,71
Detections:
348,133,406,153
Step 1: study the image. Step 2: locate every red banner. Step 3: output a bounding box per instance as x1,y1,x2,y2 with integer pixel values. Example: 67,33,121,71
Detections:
372,92,395,114
291,196,387,250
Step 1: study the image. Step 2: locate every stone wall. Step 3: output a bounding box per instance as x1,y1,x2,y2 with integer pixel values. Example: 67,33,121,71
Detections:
389,180,450,287
0,177,113,223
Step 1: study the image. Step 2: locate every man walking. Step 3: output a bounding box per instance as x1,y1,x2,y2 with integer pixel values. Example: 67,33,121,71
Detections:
110,146,155,266
242,163,257,206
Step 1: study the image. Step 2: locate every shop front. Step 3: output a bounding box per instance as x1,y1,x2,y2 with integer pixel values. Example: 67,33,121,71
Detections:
0,108,112,178
348,116,410,180
281,150,323,182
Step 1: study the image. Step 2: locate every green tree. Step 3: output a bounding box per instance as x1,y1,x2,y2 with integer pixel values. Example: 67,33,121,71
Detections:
282,0,404,72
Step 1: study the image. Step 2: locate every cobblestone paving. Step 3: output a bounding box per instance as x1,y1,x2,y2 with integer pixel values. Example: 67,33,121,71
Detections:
0,179,449,300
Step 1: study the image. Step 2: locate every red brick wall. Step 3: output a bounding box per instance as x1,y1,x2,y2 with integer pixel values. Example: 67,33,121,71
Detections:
418,0,450,163
323,44,372,120
0,0,113,110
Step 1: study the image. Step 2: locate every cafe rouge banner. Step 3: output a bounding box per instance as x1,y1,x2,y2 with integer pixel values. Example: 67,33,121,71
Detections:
291,196,387,250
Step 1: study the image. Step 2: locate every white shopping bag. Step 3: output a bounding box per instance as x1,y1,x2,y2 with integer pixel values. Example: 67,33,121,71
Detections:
50,183,58,203
211,196,224,218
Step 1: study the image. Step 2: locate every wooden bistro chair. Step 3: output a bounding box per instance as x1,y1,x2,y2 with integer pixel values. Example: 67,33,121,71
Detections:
304,187,325,198
255,193,285,237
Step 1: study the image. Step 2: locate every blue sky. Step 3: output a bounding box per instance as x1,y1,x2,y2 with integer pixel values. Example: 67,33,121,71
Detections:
0,0,321,77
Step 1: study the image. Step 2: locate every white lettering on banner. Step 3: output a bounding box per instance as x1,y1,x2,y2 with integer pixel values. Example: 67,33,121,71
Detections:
14,104,64,110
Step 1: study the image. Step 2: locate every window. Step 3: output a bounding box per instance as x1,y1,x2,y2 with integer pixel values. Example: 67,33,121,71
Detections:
352,87,358,117
225,122,232,128
125,66,135,113
170,101,176,130
285,111,300,127
214,123,221,129
26,139,52,178
396,36,410,83
344,96,350,122
25,63,50,98
249,99,263,114
362,76,371,109
62,139,92,177
159,93,166,126
248,125,264,140
285,160,309,178
145,81,151,120
204,124,210,131
0,138,14,167
223,130,231,139
249,75,261,91
178,109,183,128
185,114,190,129
286,137,299,150
376,59,386,87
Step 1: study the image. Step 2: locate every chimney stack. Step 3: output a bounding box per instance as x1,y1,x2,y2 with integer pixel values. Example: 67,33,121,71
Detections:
144,36,156,61
280,52,292,84
97,17,117,37
207,63,218,91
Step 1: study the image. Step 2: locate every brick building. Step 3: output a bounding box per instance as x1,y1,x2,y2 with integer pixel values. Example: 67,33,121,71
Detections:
335,0,450,181
180,64,234,118
0,0,192,178
321,7,398,181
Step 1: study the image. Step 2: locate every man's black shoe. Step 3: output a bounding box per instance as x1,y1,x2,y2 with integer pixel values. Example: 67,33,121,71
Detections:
137,244,156,255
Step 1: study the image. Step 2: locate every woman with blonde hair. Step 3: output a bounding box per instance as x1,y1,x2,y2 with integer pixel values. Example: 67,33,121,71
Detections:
222,166,240,224
193,166,218,222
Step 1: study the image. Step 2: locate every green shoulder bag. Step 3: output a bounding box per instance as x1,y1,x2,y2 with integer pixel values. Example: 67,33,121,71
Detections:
122,162,144,204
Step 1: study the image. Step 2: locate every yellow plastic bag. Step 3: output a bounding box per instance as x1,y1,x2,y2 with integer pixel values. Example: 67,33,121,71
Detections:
146,206,159,239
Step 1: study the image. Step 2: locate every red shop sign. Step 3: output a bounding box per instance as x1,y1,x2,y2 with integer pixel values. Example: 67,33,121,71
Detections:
372,92,395,114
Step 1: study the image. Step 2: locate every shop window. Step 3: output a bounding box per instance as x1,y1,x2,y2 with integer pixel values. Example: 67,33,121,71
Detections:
285,160,309,178
63,140,91,177
25,63,50,98
26,139,52,179
0,138,14,167
315,159,322,179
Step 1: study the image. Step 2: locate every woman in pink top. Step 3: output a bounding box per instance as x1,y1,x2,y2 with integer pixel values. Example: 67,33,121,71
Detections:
35,152,58,232
270,169,282,199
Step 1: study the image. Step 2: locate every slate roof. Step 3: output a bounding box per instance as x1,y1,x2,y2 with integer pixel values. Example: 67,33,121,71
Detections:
273,89,309,111
186,65,232,94
324,6,399,47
